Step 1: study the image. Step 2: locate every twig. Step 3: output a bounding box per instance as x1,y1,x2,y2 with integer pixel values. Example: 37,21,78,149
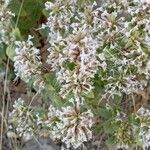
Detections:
131,94,136,113
97,133,105,150
0,58,10,150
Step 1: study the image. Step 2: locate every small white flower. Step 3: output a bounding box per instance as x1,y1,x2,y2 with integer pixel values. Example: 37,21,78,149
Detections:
45,1,54,10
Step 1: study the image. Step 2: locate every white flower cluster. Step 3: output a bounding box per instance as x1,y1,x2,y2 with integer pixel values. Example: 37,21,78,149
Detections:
9,98,35,137
113,107,150,150
0,3,14,44
43,0,77,43
110,110,136,149
45,0,100,100
45,104,93,149
97,0,150,97
12,1,96,147
43,0,150,101
42,2,97,147
14,35,45,89
9,98,93,149
137,107,150,150
58,31,100,99
2,0,10,6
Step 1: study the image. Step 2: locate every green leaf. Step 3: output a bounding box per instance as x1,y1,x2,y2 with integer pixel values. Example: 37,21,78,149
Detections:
83,91,95,99
0,43,6,58
94,124,103,134
9,0,44,35
105,137,116,150
6,45,16,60
42,9,49,17
47,84,55,91
44,73,60,92
8,0,27,16
23,0,43,21
11,28,22,40
54,96,64,108
39,27,49,37
98,108,112,119
125,38,133,49
128,114,140,125
43,89,64,108
0,44,7,74
103,120,114,134
141,43,150,56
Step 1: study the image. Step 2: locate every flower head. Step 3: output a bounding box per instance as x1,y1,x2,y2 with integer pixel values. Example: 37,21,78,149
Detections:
14,36,45,89
50,105,94,149
9,98,35,137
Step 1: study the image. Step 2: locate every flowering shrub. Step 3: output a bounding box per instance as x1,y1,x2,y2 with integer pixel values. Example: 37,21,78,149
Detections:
1,0,150,149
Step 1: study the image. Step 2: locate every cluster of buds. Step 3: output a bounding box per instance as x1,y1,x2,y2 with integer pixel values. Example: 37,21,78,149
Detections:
0,2,14,44
14,35,45,90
